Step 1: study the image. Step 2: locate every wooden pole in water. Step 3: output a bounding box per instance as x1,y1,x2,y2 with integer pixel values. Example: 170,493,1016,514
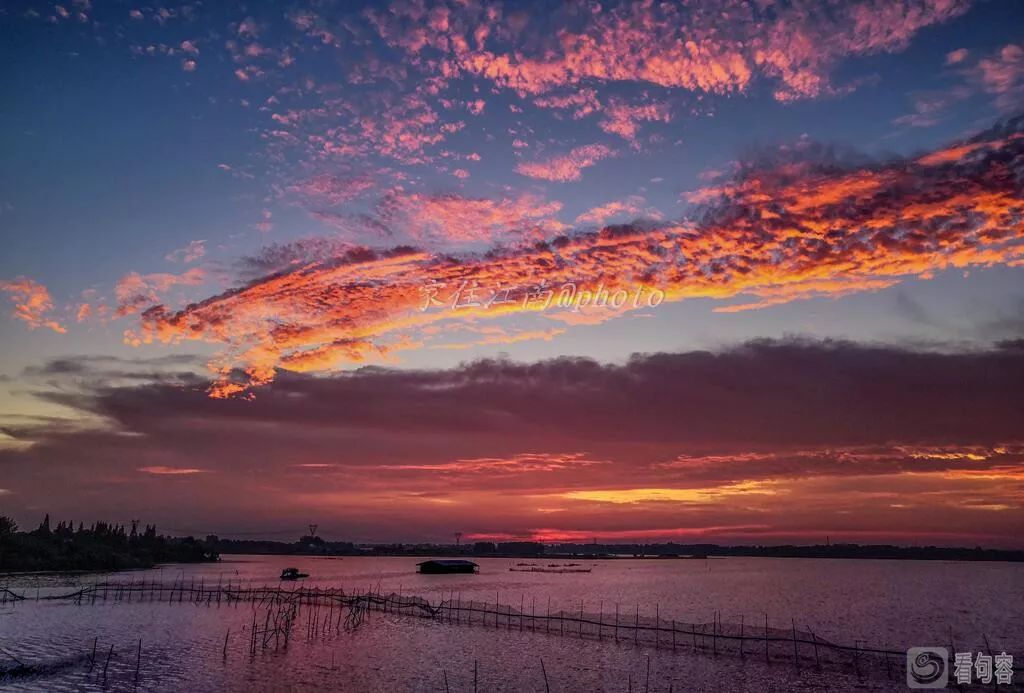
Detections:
615,603,619,641
740,614,745,658
223,629,230,659
764,614,769,664
103,644,114,684
540,658,550,693
443,669,450,693
712,612,717,656
644,655,650,693
791,619,799,671
473,659,478,693
809,627,819,668
634,604,639,645
655,604,660,649
579,600,584,638
135,637,142,687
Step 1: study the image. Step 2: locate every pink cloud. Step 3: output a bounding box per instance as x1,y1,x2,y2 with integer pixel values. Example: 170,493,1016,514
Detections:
975,44,1024,109
575,196,662,226
598,99,671,142
515,144,614,182
165,240,206,264
946,48,969,65
376,191,565,243
373,0,969,103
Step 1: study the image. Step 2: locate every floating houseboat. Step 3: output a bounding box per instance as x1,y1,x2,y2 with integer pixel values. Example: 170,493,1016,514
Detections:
416,559,479,574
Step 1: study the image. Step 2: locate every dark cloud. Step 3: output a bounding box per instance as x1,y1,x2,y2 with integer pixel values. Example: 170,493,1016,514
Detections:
1,339,1022,542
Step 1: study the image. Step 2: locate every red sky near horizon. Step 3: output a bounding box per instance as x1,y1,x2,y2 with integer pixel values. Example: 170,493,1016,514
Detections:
1,0,1023,546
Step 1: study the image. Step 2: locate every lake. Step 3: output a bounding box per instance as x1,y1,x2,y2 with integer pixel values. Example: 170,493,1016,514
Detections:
1,555,1021,691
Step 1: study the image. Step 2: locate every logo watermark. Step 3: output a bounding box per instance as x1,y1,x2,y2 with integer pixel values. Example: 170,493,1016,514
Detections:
907,647,948,689
907,647,1014,688
419,280,665,313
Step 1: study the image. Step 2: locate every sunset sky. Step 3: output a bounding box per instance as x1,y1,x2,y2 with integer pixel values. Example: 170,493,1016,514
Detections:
1,0,1023,546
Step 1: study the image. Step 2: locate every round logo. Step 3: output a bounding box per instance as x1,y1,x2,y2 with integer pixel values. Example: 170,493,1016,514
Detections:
910,650,946,685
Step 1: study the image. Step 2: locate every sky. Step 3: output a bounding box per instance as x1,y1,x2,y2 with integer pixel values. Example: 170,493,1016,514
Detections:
1,0,1023,546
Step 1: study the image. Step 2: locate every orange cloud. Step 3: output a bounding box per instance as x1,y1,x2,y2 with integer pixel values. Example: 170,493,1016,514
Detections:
123,119,1024,397
0,277,66,333
138,466,207,475
115,267,207,317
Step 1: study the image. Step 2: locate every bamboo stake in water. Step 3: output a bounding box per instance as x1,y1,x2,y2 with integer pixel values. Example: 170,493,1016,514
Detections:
634,604,639,645
791,619,799,671
808,627,819,668
540,658,550,693
135,638,142,687
102,644,114,684
655,604,660,649
712,612,717,655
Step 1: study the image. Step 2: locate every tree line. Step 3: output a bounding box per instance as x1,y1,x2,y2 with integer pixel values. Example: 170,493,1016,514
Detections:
0,514,218,572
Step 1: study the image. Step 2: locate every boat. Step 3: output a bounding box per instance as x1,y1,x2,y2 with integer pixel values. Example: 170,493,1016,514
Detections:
417,559,479,574
280,567,309,580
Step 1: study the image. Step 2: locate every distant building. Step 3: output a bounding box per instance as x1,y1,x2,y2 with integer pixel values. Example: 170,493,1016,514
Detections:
417,559,479,574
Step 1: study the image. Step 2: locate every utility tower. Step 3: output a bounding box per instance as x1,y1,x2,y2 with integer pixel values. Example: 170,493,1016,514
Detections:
454,531,463,547
308,523,318,538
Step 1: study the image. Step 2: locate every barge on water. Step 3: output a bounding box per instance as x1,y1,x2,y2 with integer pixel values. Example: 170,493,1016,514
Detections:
417,559,479,574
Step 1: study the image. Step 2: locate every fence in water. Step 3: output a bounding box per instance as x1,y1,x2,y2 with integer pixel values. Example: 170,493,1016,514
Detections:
1,580,921,680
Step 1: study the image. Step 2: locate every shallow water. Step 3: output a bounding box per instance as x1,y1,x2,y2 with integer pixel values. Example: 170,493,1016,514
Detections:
1,555,1021,691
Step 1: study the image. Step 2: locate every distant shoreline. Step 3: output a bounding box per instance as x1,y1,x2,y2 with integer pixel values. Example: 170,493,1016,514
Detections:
210,544,1024,563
